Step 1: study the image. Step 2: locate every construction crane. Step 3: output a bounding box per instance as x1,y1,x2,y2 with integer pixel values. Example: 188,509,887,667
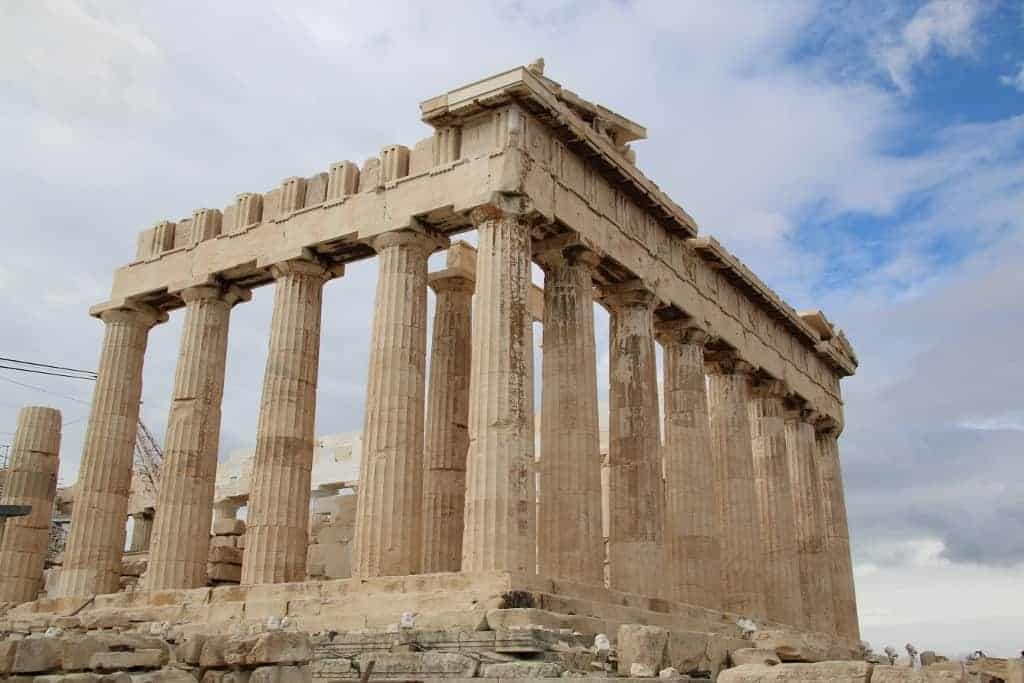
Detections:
134,419,163,500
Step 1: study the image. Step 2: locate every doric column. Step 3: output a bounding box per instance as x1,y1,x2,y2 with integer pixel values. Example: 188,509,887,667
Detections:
537,246,603,585
128,512,153,553
58,304,165,598
602,282,664,596
0,406,61,603
817,421,860,640
706,353,766,619
748,378,803,627
656,319,721,609
420,256,474,573
461,208,536,573
784,404,834,633
241,258,338,585
353,230,440,578
147,284,249,590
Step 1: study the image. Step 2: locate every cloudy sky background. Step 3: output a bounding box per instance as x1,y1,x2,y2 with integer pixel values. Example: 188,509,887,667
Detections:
1,0,1022,655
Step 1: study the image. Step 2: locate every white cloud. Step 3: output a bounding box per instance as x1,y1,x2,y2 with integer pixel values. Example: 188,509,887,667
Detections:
877,0,984,94
1000,63,1024,92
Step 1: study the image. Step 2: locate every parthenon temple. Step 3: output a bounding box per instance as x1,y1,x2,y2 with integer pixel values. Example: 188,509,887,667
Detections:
0,63,865,679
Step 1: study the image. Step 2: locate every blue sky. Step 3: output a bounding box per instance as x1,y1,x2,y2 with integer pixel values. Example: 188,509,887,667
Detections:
0,0,1022,657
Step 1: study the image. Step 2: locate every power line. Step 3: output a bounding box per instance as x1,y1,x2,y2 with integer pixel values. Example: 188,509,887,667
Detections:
0,375,91,405
0,357,97,377
0,365,97,381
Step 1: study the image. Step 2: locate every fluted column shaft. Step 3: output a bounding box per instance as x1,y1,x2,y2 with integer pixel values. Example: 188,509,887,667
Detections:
818,427,860,639
0,406,61,603
421,268,473,573
241,259,335,585
748,380,803,627
147,284,247,590
604,285,664,596
706,356,766,619
785,408,835,633
353,231,437,577
58,306,163,597
656,321,721,609
129,513,153,553
538,248,603,585
461,211,536,573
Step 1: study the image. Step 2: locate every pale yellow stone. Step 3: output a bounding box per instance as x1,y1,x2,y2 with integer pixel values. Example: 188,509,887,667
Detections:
0,406,61,603
817,427,860,640
58,305,165,598
784,407,834,634
241,259,338,585
655,320,721,609
421,250,474,573
748,379,803,627
147,284,249,591
461,209,536,574
538,247,603,585
602,282,664,597
353,230,440,577
706,355,766,619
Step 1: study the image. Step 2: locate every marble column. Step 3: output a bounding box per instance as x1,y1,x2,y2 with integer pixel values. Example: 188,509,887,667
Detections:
785,405,835,634
128,512,153,553
748,379,803,627
147,284,249,590
0,406,61,603
58,304,165,598
241,258,337,585
817,422,860,640
656,319,721,609
353,230,438,578
420,258,473,573
537,247,603,585
461,209,536,573
706,354,766,619
603,282,664,596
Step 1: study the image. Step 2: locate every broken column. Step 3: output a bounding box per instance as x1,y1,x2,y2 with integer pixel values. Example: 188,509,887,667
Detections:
128,512,153,553
147,283,249,590
656,319,721,609
58,304,165,598
748,378,803,627
353,230,440,577
817,420,860,640
241,258,338,585
785,404,835,634
537,246,604,585
0,406,61,603
706,353,766,619
603,281,665,597
420,249,474,573
461,207,536,574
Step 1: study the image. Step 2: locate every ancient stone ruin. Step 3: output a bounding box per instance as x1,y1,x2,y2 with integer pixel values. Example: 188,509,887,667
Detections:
0,63,902,681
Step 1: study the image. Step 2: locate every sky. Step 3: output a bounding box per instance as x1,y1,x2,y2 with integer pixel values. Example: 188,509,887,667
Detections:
1,0,1022,657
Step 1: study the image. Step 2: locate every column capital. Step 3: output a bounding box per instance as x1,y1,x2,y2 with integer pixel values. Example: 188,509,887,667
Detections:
814,414,843,437
748,375,789,400
598,279,656,310
367,228,448,255
269,256,343,281
784,399,819,425
654,318,709,347
428,272,474,294
468,196,544,228
97,302,168,329
536,242,602,272
704,349,755,377
180,283,252,307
